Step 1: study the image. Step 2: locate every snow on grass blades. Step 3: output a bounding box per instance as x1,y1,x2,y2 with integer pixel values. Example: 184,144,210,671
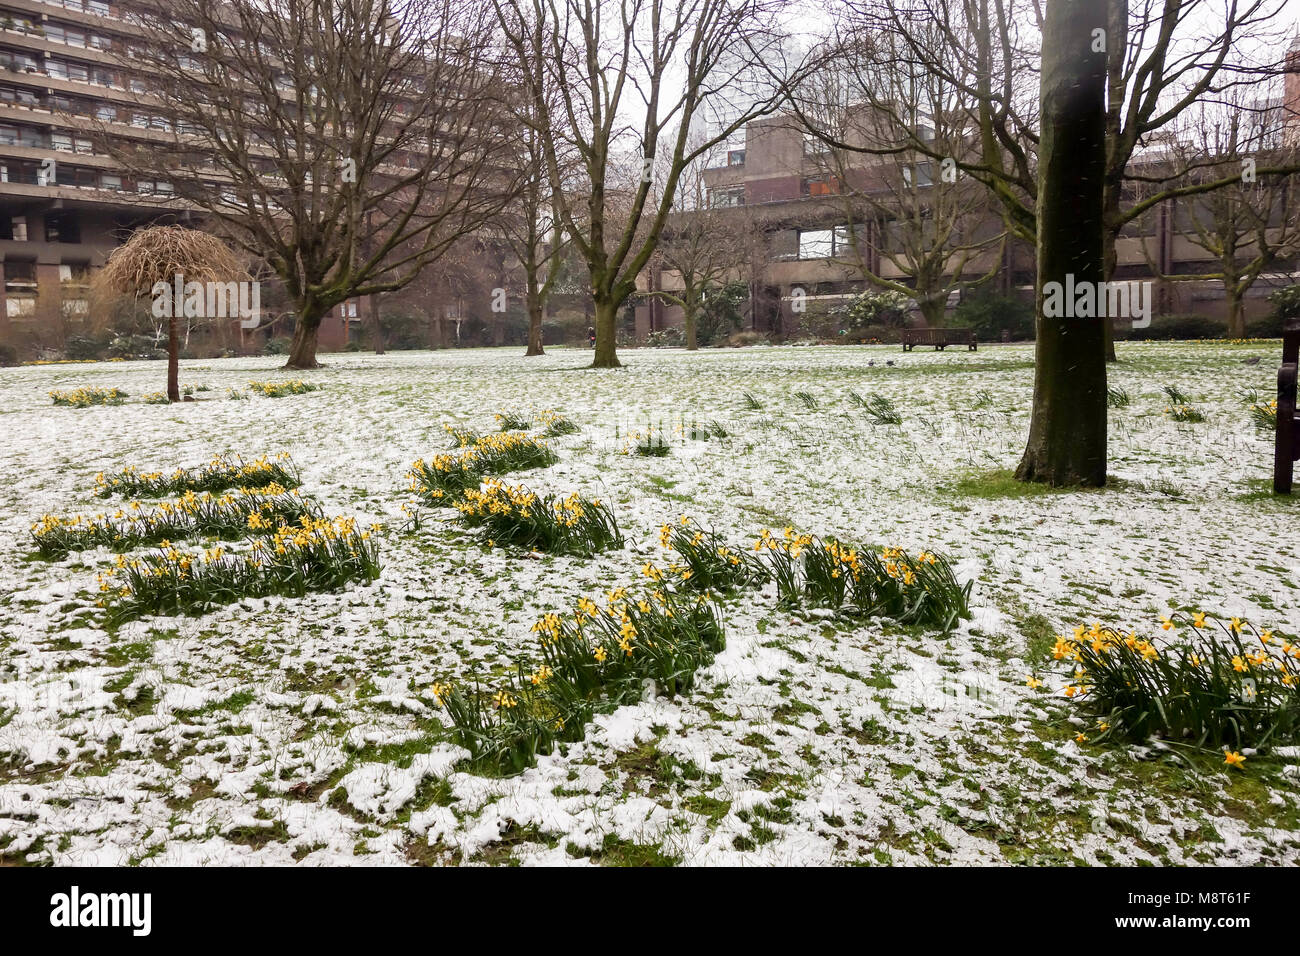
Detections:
453,480,622,556
406,429,558,505
49,387,128,407
1044,613,1300,754
754,529,973,633
94,453,300,498
432,587,725,776
31,485,319,559
96,515,381,625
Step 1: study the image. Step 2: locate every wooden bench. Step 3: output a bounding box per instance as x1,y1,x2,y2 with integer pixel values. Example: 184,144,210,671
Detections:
901,327,977,351
1275,321,1300,494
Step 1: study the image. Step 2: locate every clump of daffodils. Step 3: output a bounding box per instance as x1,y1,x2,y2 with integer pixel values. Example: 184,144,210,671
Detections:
94,453,299,499
407,431,557,503
754,528,971,632
652,516,765,593
96,514,381,623
50,387,128,407
1249,398,1277,433
1048,613,1299,752
433,587,724,776
246,379,320,398
31,484,317,559
453,479,622,555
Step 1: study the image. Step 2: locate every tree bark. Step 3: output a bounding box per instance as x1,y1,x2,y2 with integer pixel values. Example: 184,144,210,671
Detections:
166,315,180,403
284,311,323,369
367,294,385,355
918,292,946,328
1015,0,1108,487
525,301,544,355
592,299,621,368
1226,285,1245,339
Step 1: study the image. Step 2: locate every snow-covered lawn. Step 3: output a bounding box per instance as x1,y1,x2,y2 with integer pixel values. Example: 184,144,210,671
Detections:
1,341,1296,866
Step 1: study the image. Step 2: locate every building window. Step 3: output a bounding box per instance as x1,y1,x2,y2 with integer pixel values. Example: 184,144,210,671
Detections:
798,229,834,259
709,187,745,208
801,177,839,197
100,173,120,190
902,162,934,188
727,149,746,166
798,225,861,260
8,216,28,241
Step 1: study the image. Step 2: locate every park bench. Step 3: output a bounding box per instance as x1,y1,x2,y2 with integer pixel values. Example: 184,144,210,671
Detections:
900,327,977,351
1275,321,1300,494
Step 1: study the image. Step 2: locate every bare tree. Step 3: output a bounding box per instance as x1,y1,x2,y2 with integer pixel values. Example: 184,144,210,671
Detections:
98,0,513,369
653,154,752,349
496,121,574,356
793,27,1006,326
1151,96,1300,337
491,0,796,367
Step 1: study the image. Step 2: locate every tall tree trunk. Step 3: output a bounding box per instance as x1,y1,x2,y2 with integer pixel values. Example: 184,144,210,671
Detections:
367,294,385,355
684,291,699,350
167,315,180,403
1226,284,1245,338
525,298,544,356
1015,0,1108,487
592,298,621,368
284,311,324,370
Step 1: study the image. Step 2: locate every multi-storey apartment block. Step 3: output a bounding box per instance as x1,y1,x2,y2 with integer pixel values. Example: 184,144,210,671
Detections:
640,48,1300,342
0,0,363,357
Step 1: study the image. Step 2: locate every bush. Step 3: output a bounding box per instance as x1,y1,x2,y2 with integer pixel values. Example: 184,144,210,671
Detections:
1124,314,1223,341
724,330,768,348
0,343,19,366
951,290,1035,341
108,334,166,360
1245,314,1284,339
645,326,685,348
697,280,749,346
834,289,910,336
1269,285,1300,324
263,336,292,355
64,335,107,361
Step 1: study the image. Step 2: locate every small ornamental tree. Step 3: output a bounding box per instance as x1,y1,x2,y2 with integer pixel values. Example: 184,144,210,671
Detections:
94,226,250,402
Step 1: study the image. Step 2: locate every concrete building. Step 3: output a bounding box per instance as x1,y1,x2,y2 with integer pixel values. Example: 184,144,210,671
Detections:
0,0,363,357
639,47,1300,343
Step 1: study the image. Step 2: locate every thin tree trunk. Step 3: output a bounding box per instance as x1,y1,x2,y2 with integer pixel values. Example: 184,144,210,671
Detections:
167,315,180,403
592,299,621,368
367,294,385,355
1015,0,1108,487
1226,285,1245,338
684,292,699,350
525,300,544,355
